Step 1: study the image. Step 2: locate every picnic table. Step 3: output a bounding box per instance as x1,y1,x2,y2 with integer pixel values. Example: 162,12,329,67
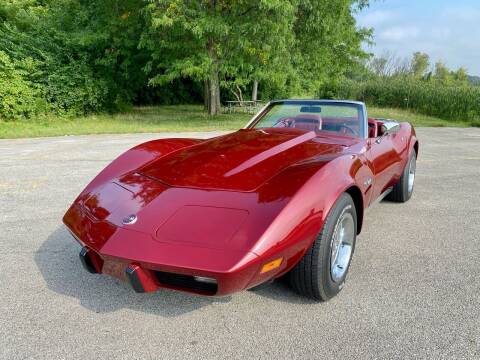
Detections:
224,100,264,114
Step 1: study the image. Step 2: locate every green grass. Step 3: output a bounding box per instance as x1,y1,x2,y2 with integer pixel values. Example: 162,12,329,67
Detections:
0,104,476,139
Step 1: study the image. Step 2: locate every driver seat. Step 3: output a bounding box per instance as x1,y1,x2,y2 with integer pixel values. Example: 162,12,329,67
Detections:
293,114,322,132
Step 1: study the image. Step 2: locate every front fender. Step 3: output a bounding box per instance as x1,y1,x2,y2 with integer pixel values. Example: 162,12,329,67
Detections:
78,138,203,197
250,154,369,273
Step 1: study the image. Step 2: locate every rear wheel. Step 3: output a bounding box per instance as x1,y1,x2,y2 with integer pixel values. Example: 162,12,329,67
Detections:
289,193,357,301
389,152,416,202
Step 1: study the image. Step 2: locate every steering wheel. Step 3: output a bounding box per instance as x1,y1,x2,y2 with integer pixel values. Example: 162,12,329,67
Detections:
338,124,358,136
273,118,294,128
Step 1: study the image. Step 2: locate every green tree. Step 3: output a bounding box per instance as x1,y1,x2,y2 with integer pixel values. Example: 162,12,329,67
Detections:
434,61,451,83
410,52,429,78
293,0,371,93
141,0,370,115
141,0,296,115
452,67,468,85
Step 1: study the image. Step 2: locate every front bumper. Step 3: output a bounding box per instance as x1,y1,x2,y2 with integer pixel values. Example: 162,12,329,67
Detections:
75,242,263,296
64,202,289,296
80,251,221,295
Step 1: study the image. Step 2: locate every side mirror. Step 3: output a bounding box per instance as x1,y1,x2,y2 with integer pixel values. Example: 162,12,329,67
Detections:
376,121,400,143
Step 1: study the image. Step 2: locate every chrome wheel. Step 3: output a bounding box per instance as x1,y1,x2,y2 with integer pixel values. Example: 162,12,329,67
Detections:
330,210,355,283
408,156,416,194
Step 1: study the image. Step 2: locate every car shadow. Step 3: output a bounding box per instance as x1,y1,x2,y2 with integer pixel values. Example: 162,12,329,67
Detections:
35,226,319,316
247,279,320,305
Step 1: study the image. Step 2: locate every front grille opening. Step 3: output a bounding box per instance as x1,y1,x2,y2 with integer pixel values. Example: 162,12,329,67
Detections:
155,271,218,295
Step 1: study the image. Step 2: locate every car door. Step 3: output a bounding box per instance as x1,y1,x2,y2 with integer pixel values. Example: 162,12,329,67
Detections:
366,126,404,204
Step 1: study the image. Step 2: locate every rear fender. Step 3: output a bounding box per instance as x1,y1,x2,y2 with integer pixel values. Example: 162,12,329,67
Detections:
409,126,419,158
399,123,418,166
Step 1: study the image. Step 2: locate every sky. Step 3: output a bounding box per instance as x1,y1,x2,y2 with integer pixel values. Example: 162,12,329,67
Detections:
356,0,480,75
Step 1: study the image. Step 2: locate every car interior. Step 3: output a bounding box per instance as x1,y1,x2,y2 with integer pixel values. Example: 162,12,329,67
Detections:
272,115,361,137
368,118,386,138
272,115,386,139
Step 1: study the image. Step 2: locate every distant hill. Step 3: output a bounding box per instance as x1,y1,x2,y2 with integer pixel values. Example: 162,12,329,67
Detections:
468,75,480,85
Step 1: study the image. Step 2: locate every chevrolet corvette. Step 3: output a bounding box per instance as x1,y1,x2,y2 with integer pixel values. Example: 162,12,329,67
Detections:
63,100,418,301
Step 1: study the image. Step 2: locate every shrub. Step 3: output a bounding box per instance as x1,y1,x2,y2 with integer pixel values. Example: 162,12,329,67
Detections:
0,51,49,120
44,61,110,116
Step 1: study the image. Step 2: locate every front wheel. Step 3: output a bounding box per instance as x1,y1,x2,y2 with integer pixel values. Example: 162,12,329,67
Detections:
289,193,357,301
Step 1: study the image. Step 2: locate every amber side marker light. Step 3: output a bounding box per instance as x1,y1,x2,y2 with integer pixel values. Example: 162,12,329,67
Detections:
260,258,283,274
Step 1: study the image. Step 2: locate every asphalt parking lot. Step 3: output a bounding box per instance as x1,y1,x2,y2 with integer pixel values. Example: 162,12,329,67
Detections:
1,128,479,359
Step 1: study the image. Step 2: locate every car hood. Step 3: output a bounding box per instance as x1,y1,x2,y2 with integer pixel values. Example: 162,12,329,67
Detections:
139,128,350,192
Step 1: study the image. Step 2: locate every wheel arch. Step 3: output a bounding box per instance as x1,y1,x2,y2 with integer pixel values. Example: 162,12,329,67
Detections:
251,155,366,259
345,185,364,235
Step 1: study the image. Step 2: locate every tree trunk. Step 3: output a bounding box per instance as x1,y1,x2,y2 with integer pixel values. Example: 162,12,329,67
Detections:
207,69,220,115
215,76,221,112
252,79,258,102
236,85,243,102
203,80,209,111
207,38,221,116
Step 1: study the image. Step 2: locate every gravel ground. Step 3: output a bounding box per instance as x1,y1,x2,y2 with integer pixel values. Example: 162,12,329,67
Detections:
0,128,479,359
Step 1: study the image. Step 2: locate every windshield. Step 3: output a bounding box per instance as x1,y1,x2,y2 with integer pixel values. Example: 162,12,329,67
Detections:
251,101,366,138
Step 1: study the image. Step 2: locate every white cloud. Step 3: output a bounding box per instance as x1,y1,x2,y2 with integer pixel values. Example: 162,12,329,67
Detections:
378,26,419,41
357,10,396,27
429,27,451,39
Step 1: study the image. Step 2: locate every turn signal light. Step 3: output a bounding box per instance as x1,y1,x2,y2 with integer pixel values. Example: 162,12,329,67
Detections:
260,258,283,274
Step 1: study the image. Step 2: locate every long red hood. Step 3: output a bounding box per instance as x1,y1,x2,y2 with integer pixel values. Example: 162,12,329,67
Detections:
139,128,351,192
64,127,363,275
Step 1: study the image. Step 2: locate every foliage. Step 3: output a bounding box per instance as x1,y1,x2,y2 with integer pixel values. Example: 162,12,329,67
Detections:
1,0,370,119
0,0,188,119
326,51,480,122
2,0,479,124
410,52,429,78
323,77,480,121
292,0,371,93
0,50,48,119
0,1,46,119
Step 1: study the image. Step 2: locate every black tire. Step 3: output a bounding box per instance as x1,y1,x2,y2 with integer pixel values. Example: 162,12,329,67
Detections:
289,193,357,301
388,152,416,203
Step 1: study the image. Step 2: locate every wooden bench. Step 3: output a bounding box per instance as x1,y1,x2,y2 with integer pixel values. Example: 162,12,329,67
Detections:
224,101,264,114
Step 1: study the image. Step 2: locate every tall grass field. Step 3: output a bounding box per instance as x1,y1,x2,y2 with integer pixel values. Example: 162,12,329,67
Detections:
327,78,480,126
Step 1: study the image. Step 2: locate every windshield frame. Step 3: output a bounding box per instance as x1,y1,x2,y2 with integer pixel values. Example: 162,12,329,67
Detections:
245,99,368,139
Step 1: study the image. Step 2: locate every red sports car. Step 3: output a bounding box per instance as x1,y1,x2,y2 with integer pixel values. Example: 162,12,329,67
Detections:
63,100,418,301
